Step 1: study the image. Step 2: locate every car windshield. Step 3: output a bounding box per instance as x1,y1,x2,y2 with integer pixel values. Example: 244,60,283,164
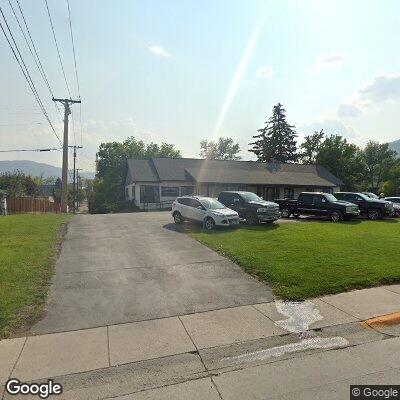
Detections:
241,192,262,202
358,193,372,201
200,199,226,210
365,192,379,199
324,193,338,202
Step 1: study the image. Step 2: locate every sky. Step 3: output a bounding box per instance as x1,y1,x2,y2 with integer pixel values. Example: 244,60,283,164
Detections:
1,0,400,172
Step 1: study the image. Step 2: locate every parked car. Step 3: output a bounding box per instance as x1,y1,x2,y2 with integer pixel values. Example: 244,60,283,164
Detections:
362,192,380,199
275,192,360,222
171,196,239,230
384,197,400,217
334,192,394,220
363,192,397,217
217,191,281,225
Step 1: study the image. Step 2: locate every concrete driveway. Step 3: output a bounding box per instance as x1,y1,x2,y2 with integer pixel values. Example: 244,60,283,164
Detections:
32,212,273,334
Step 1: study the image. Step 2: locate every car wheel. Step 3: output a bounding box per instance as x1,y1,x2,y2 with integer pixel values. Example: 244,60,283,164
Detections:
245,213,258,225
331,211,342,222
204,217,215,230
173,212,183,224
293,214,300,218
368,209,381,220
281,208,291,218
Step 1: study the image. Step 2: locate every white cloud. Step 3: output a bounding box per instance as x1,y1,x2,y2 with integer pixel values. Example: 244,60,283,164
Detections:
337,103,362,118
256,66,273,79
148,45,171,58
312,52,347,72
335,74,400,119
358,74,400,103
299,118,356,141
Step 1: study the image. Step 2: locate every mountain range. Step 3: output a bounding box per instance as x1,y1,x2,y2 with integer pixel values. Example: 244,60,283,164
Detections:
0,160,95,179
389,139,400,157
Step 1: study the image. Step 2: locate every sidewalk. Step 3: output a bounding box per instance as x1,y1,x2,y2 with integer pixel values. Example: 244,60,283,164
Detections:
1,284,400,399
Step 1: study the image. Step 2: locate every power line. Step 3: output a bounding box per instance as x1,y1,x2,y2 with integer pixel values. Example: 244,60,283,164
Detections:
66,0,80,99
0,147,61,153
44,0,72,98
11,0,63,121
0,6,62,145
65,0,83,147
0,122,43,126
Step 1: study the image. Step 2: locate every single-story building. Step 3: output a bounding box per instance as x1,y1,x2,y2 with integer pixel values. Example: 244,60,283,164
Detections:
125,157,343,210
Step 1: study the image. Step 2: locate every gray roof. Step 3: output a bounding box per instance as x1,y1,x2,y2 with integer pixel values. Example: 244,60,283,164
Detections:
126,158,343,187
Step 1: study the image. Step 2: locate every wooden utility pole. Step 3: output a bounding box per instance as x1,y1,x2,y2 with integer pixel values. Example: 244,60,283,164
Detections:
68,145,82,212
76,168,82,209
52,98,81,212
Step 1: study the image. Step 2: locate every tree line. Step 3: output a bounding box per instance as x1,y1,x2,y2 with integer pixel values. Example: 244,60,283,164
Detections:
200,103,400,194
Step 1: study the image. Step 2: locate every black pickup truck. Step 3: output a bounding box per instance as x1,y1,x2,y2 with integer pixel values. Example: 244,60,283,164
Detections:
218,191,281,225
334,192,394,220
275,192,360,222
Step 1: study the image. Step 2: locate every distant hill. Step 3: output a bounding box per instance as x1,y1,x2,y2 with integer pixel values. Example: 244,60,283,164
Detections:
0,160,95,179
389,139,400,157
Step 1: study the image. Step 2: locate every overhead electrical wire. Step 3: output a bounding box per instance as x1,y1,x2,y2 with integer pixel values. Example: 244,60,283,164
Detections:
10,0,63,121
66,0,80,99
0,147,61,153
66,0,83,147
0,5,62,145
44,0,72,99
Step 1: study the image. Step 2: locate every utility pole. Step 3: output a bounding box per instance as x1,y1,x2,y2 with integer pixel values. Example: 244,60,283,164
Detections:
68,145,82,213
52,97,81,213
76,168,82,210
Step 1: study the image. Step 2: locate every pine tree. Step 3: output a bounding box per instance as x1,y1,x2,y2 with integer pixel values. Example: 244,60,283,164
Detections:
249,103,298,162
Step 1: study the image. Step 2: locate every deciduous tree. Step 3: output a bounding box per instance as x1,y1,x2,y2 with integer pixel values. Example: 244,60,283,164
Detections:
315,135,364,190
361,141,397,192
199,137,241,160
91,137,181,213
299,130,324,164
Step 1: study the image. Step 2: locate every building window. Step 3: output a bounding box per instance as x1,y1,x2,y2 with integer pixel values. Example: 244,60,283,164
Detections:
140,185,160,203
181,186,194,196
125,187,129,200
161,186,179,197
284,188,294,199
131,186,135,199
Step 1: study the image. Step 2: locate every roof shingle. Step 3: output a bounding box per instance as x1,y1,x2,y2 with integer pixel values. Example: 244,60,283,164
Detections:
126,158,343,187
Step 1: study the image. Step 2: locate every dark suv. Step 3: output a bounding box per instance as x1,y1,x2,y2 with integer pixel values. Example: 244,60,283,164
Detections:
334,192,394,220
218,191,281,225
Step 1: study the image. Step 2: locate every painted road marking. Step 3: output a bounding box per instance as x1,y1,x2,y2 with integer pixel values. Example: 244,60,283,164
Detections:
275,301,323,333
223,336,349,364
223,301,350,365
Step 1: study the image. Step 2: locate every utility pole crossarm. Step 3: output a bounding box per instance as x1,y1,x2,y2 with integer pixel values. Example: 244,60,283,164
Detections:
52,97,81,104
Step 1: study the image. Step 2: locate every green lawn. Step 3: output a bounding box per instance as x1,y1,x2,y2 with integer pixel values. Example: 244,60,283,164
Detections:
190,219,400,300
0,214,70,338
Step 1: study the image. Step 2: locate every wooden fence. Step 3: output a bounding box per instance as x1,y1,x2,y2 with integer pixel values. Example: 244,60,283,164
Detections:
7,197,61,214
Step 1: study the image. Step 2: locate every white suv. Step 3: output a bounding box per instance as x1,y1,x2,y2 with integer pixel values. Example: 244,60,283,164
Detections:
171,196,239,230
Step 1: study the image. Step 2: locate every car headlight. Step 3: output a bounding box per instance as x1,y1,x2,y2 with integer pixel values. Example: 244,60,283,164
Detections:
257,208,268,213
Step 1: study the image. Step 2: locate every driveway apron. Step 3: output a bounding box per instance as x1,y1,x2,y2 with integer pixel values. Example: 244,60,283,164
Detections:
32,212,273,334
